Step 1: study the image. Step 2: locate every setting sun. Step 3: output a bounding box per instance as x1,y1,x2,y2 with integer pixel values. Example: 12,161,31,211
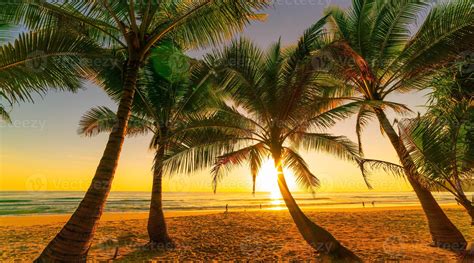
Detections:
256,159,298,199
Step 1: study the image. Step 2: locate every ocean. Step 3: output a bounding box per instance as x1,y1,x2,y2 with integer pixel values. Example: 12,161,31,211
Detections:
0,191,471,216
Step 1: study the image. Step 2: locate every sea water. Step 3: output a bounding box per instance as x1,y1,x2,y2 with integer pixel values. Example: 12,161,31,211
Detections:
0,191,470,216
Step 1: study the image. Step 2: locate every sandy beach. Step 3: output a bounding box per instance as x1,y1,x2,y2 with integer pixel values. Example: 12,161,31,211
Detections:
0,206,472,262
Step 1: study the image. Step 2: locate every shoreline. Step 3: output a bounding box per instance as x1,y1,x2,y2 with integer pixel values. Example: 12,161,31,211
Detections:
0,204,460,226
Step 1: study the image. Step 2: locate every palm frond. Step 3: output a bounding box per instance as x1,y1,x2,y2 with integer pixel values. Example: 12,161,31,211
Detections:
282,147,320,191
369,0,429,66
324,6,350,41
249,143,266,194
0,29,103,111
0,103,11,123
359,158,405,189
370,100,413,115
294,132,360,163
292,100,364,134
0,23,19,44
346,0,377,57
163,135,252,178
78,106,152,137
394,0,474,80
355,104,376,155
361,159,405,178
211,144,264,193
399,108,473,185
205,37,269,121
279,14,329,86
148,0,270,51
173,110,259,142
397,118,458,190
0,0,124,47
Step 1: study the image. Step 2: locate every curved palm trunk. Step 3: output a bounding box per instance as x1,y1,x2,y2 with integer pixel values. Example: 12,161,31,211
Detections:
467,207,474,227
147,145,173,248
374,108,466,250
272,155,361,262
458,198,474,226
468,208,474,226
35,60,141,262
464,206,474,227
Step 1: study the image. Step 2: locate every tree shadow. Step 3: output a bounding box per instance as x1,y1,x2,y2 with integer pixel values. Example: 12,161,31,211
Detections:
95,236,181,262
114,246,170,262
91,234,169,261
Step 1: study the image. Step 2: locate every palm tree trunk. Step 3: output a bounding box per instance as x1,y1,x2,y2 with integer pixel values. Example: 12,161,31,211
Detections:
468,207,474,227
272,153,361,262
465,205,474,227
374,108,466,250
35,60,141,262
458,198,474,226
147,145,173,248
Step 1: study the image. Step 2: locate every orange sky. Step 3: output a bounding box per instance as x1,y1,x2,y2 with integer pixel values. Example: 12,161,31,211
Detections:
0,2,427,193
0,86,421,193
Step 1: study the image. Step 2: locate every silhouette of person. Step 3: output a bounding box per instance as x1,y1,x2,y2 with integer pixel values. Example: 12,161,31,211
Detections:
362,202,365,208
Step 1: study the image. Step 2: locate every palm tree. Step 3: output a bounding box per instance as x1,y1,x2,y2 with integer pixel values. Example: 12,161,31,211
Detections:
2,1,269,261
77,48,215,247
166,34,363,260
0,28,102,122
398,61,474,225
321,0,474,248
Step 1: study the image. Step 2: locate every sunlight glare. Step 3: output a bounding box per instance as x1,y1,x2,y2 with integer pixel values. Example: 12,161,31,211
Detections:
256,159,297,201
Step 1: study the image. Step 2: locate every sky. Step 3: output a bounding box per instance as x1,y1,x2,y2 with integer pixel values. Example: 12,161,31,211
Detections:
0,1,431,193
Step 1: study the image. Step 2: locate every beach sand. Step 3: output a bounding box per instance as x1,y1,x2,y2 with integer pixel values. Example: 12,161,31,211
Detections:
0,206,472,262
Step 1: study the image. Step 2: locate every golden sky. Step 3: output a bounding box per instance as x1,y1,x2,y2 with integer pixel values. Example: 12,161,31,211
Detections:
0,87,419,193
0,1,425,193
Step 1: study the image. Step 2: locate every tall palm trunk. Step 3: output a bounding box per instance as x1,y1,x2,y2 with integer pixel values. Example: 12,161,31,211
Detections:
374,108,466,250
35,60,141,262
147,145,173,247
272,152,361,262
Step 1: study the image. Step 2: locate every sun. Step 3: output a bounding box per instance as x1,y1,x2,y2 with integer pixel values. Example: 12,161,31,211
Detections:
256,159,297,199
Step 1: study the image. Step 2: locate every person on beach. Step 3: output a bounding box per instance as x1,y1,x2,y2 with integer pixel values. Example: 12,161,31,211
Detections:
372,201,375,207
225,204,228,213
362,202,365,208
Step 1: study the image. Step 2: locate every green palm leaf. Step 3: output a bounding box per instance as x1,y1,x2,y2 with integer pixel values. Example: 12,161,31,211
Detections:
397,0,474,77
212,144,260,193
293,132,360,163
0,29,103,122
78,106,153,137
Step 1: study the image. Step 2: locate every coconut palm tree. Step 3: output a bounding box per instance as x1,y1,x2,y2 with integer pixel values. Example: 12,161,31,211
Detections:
2,1,269,261
398,110,473,225
398,61,474,225
77,47,216,247
0,28,103,122
321,0,474,248
165,33,363,260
